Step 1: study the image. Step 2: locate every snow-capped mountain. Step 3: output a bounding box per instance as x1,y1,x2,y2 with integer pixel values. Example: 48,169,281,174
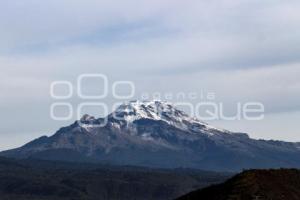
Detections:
111,100,227,133
1,100,300,171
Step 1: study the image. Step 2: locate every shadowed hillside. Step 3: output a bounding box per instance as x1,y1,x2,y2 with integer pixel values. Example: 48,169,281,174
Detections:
0,157,231,200
176,169,300,200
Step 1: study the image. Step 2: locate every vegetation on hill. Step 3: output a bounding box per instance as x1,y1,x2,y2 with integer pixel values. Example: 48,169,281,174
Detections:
176,169,300,200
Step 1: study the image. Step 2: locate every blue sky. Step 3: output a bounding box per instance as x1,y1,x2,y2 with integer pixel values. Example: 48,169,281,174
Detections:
0,0,300,150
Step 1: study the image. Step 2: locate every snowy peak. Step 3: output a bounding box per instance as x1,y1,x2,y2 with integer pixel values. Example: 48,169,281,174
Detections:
76,100,229,135
110,100,227,134
113,100,190,122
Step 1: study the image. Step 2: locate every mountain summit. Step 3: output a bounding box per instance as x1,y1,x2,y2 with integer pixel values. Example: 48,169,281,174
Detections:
110,100,226,134
1,100,300,171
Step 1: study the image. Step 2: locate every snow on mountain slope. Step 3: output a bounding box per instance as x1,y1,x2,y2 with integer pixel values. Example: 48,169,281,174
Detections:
108,100,229,135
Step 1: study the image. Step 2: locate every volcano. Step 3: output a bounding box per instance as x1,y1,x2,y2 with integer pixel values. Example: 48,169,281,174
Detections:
2,100,300,171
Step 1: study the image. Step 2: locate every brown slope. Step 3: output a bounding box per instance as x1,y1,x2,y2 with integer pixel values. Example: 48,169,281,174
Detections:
176,169,300,200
